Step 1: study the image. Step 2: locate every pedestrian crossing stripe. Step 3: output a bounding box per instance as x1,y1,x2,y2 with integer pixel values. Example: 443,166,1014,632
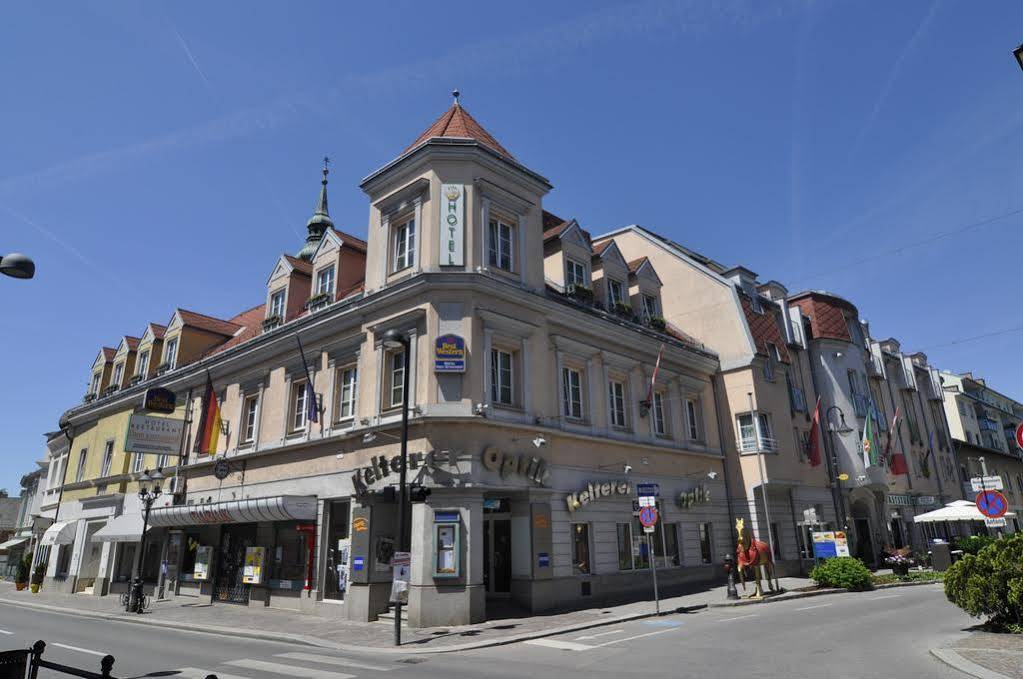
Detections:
173,669,252,679
226,658,357,679
275,652,395,672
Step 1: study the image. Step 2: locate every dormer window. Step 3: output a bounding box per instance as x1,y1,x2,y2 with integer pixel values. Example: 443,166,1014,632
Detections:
393,216,416,272
136,350,150,378
269,290,286,319
89,372,101,396
487,218,514,272
164,337,178,370
566,258,587,289
112,363,124,387
316,266,335,297
642,294,660,322
607,279,625,307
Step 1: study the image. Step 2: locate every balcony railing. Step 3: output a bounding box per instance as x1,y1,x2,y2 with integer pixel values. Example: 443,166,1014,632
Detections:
906,419,921,444
739,435,778,453
978,417,999,432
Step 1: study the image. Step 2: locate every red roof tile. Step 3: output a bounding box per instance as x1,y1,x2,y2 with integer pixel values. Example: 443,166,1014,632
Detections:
124,336,140,351
627,257,649,274
592,240,614,257
282,255,313,275
330,227,368,253
177,309,242,337
204,304,265,358
739,294,791,364
101,347,116,362
404,103,514,158
790,295,854,343
148,323,167,340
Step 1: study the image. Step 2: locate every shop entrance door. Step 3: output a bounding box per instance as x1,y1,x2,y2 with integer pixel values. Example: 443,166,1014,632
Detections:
483,506,511,598
214,524,256,605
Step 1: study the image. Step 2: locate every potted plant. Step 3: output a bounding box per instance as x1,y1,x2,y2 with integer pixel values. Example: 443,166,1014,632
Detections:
568,285,594,304
648,316,667,332
15,555,30,591
29,562,45,593
613,301,633,318
884,552,912,577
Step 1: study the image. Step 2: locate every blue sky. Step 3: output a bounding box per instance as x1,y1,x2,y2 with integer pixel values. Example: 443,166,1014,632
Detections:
3,1,1022,494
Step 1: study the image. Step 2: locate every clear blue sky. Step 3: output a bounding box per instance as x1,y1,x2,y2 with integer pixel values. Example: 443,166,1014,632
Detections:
3,1,1022,495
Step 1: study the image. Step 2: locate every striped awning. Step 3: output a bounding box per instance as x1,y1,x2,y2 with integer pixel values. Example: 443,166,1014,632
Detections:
148,496,317,527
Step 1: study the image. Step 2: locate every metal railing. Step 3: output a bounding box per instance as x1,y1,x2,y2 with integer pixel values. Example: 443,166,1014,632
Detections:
852,393,870,418
739,435,777,453
2,640,218,679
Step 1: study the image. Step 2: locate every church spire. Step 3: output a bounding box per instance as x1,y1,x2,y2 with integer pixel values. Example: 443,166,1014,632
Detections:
298,157,333,261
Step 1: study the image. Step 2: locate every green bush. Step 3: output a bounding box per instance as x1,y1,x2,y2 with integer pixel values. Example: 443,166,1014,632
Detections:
810,557,873,591
30,562,45,586
955,535,998,556
945,534,1023,631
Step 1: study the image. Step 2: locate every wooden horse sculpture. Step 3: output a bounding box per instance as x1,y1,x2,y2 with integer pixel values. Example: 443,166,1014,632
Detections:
735,518,778,598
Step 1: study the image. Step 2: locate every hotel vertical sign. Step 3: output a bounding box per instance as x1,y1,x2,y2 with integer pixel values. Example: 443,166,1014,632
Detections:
440,184,464,266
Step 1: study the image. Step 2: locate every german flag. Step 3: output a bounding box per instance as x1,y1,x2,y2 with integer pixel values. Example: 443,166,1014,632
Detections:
195,371,221,456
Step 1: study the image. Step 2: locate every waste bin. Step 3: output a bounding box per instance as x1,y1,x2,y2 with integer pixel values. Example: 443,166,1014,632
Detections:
930,542,952,572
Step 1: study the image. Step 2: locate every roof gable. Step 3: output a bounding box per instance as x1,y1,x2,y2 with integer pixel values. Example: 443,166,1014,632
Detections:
592,239,628,270
92,347,115,370
268,254,312,286
628,257,662,286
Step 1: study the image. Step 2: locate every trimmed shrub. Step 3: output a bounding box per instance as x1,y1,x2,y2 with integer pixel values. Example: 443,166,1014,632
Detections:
944,534,1023,631
955,535,998,556
810,557,873,591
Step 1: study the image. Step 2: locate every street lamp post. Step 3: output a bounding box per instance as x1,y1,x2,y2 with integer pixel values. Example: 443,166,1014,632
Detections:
127,468,163,613
825,405,854,537
0,252,34,279
381,329,411,646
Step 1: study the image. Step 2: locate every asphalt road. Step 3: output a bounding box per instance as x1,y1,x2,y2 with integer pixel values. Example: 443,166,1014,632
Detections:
0,584,976,679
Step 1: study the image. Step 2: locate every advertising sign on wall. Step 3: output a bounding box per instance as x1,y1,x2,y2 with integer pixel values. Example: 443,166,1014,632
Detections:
193,545,213,581
812,531,850,559
434,334,466,373
439,184,465,266
242,546,266,585
125,414,184,455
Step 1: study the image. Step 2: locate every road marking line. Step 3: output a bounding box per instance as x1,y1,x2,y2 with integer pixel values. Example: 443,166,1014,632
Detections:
642,619,683,627
592,628,680,648
717,614,758,622
0,630,12,635
52,643,106,657
275,652,393,672
794,604,832,611
867,594,902,601
574,628,624,641
173,668,253,679
226,658,356,679
524,638,594,651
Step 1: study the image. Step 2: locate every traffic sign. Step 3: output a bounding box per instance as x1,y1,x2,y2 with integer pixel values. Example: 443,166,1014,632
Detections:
637,483,660,498
1016,422,1023,452
985,517,1007,528
638,496,656,508
976,490,1009,519
971,476,1004,492
643,525,656,534
638,506,659,528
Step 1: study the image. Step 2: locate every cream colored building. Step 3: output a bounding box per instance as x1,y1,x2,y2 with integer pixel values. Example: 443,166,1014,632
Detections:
51,101,733,627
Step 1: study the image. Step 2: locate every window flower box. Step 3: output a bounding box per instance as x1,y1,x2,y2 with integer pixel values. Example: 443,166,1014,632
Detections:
83,393,96,404
568,285,594,304
613,302,634,318
648,316,667,332
305,292,331,310
262,315,283,331
102,384,119,396
155,362,171,376
129,374,143,386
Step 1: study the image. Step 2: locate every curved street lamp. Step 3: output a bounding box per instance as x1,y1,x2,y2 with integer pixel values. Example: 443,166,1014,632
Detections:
1014,43,1023,73
381,329,410,646
0,252,35,279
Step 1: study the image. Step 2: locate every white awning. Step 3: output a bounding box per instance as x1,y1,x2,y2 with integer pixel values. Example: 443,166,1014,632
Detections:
0,537,28,551
40,520,78,546
914,500,1016,523
91,515,149,543
148,496,317,527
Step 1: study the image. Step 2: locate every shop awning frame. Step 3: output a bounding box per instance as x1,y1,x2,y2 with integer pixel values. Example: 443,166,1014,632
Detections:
40,520,78,546
0,537,28,551
91,514,150,543
148,495,318,527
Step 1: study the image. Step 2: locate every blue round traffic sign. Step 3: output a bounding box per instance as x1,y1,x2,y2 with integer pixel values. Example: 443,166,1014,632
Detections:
639,506,659,528
976,490,1008,519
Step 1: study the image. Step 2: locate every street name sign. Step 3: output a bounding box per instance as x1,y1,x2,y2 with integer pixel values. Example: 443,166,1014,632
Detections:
971,476,1004,491
636,483,660,498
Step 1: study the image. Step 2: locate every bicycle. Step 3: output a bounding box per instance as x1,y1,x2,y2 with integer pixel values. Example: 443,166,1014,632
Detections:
120,588,152,612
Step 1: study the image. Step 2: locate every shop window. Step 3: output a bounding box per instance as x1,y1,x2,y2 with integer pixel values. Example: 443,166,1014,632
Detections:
324,501,350,601
114,544,135,583
616,523,632,570
392,216,416,272
571,523,591,575
616,520,652,570
652,392,668,437
562,367,584,420
609,379,627,428
487,217,514,272
181,534,200,580
242,394,259,443
271,523,309,584
653,522,680,568
699,522,713,564
490,348,514,406
334,365,358,422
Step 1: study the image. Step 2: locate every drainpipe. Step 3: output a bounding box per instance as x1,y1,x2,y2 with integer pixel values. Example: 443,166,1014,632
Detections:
710,375,737,535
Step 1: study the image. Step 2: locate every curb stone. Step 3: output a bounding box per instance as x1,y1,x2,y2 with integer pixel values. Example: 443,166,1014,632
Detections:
708,578,942,608
930,648,1011,679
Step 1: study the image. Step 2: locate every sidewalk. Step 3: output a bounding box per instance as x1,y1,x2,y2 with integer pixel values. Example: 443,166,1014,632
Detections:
932,631,1023,679
0,576,820,654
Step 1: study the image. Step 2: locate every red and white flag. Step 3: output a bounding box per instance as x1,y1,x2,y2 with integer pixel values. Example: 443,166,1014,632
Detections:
807,396,822,467
644,343,665,405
